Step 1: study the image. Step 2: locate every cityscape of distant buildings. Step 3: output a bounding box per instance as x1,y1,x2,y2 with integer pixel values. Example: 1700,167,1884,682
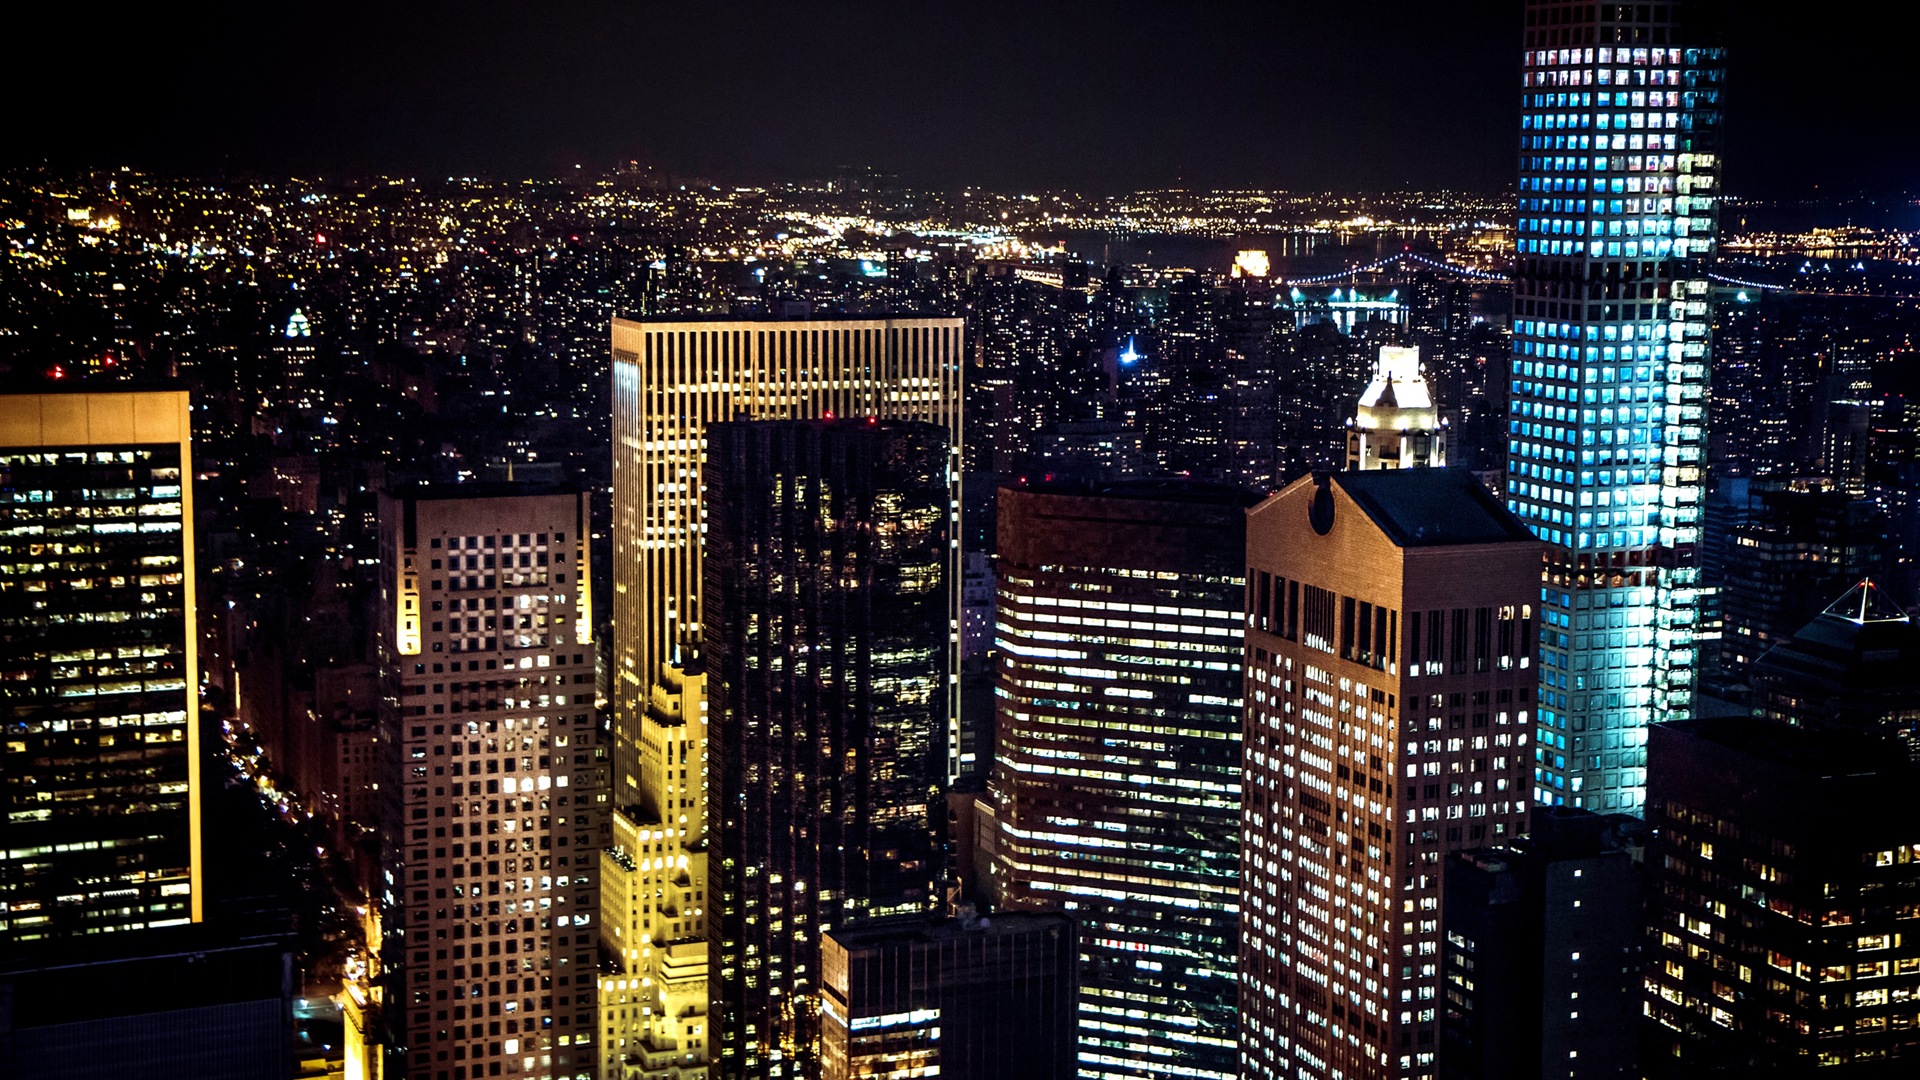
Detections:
7,3,1920,1079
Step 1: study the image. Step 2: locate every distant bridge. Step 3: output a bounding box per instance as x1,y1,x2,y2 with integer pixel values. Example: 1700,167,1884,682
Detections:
1280,251,1852,296
1282,251,1508,287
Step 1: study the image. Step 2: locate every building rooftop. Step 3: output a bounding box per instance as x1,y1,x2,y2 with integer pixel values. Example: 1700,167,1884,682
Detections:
825,909,1073,950
613,313,960,326
1821,578,1911,626
1331,469,1535,548
1355,345,1435,413
1752,578,1920,692
382,479,580,501
1657,717,1911,783
1008,475,1264,509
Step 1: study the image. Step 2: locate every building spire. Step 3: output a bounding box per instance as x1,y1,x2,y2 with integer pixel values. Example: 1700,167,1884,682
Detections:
1347,345,1445,470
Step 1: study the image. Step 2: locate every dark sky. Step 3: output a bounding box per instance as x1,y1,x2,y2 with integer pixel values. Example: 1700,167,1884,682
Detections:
11,2,1911,196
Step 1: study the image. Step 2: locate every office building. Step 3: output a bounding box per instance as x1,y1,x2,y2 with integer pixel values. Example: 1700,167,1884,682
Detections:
702,419,950,1080
609,316,964,800
1,389,202,946
1645,719,1920,1073
606,316,964,1079
1241,469,1541,1080
1509,0,1725,810
0,928,293,1079
374,484,606,1080
1718,481,1893,682
1749,579,1920,759
1348,346,1447,470
989,479,1253,1080
599,657,711,1079
1440,807,1645,1080
819,910,1077,1080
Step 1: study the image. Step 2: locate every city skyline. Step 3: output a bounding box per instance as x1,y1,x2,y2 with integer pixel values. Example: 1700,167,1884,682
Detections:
11,2,1920,1078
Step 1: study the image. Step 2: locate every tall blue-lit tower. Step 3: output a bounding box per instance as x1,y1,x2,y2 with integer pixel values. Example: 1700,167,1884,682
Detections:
1508,0,1724,813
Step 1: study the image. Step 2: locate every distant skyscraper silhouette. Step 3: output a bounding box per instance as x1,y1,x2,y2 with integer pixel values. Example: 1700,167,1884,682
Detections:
1508,0,1725,812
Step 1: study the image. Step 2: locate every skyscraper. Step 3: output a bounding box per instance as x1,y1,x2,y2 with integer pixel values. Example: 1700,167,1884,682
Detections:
1509,0,1725,811
609,316,964,800
1440,807,1646,1080
819,910,1078,1080
1644,718,1920,1073
0,929,295,1079
1241,469,1541,1080
1348,345,1446,470
374,483,605,1080
598,657,712,1078
1749,579,1920,759
702,418,950,1080
1718,482,1893,681
990,479,1254,1080
1,389,202,946
606,317,964,1077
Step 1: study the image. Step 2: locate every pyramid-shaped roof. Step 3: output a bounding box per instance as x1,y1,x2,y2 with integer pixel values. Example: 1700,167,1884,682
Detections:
1821,579,1910,626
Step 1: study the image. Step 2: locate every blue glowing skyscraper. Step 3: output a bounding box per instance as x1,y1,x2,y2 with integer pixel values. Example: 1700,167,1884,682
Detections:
1508,1,1724,812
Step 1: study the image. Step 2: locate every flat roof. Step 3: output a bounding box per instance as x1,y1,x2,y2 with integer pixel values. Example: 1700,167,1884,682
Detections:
382,480,580,501
825,910,1073,949
613,313,962,326
1006,476,1263,509
1333,469,1536,548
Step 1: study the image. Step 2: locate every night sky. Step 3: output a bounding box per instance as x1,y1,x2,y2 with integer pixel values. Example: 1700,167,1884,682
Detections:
12,2,1911,196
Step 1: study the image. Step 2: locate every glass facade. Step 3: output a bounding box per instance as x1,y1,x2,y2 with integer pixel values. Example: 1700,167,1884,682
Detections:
1509,1,1724,812
702,419,950,1080
818,912,1077,1080
0,391,200,946
990,482,1252,1080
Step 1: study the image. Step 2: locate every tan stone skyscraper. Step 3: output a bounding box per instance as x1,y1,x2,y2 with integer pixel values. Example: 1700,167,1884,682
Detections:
1239,470,1540,1080
602,317,963,1079
373,483,605,1080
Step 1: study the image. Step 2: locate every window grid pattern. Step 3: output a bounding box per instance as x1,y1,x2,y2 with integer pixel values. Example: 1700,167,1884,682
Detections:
1509,5,1723,813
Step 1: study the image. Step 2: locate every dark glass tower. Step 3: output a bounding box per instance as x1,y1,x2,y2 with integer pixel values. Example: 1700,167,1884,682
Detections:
1,391,201,948
990,479,1255,1080
1509,0,1725,812
703,418,950,1080
820,910,1077,1080
1645,719,1920,1073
